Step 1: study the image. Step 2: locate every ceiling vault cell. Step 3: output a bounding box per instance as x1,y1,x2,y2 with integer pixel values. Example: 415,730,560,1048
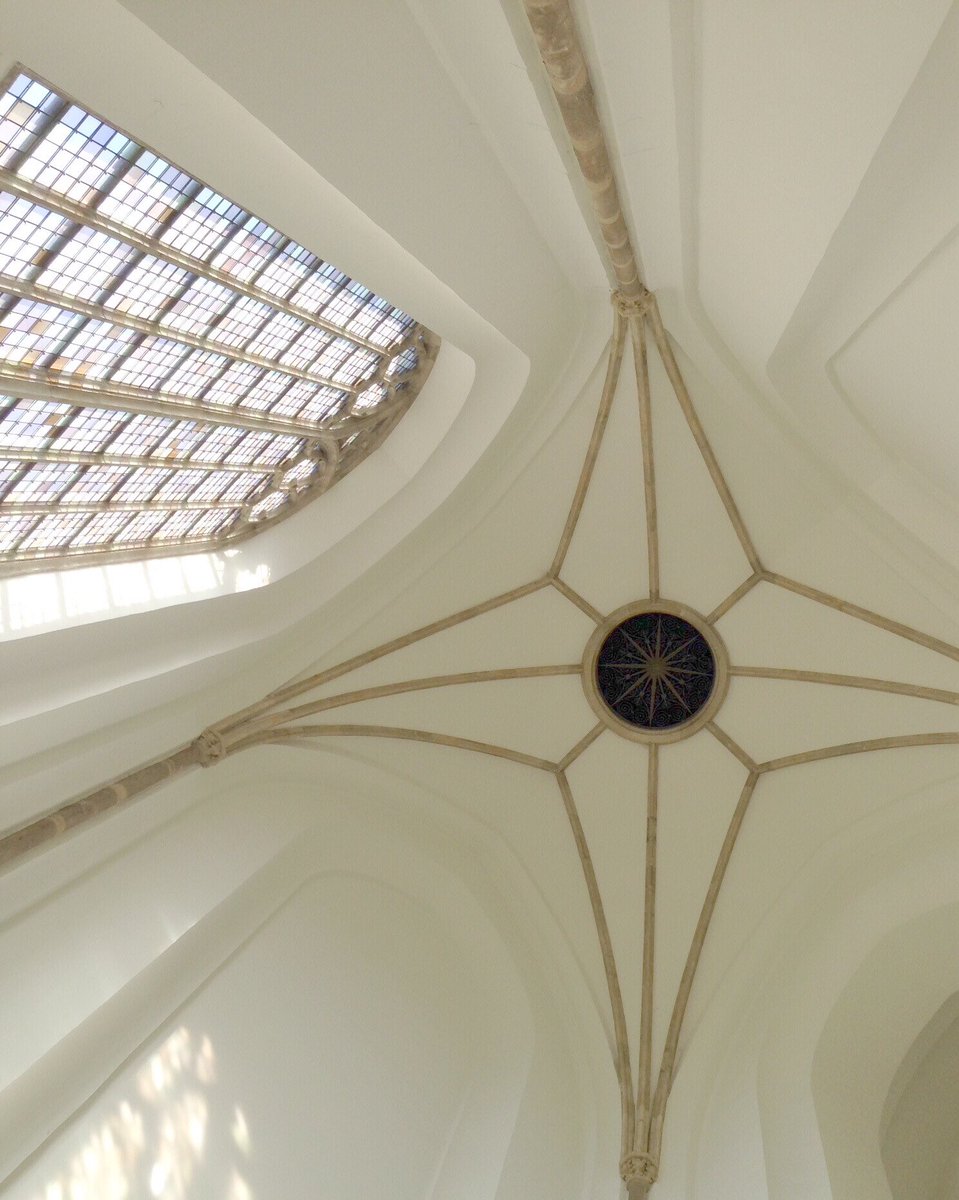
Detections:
8,13,959,1200
8,288,959,1196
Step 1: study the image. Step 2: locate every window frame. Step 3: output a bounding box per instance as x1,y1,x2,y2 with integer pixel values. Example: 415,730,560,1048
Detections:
0,64,439,576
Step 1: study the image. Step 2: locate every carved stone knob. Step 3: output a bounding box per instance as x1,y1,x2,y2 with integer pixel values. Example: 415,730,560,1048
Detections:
194,728,226,766
620,1151,657,1189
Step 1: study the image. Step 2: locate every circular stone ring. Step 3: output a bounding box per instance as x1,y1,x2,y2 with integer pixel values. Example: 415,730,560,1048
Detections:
581,599,730,744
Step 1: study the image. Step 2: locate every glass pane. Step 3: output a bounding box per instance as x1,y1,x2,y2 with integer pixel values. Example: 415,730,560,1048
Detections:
0,69,430,570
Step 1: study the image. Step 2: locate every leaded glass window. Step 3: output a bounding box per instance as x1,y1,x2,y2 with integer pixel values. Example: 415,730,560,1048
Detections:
0,68,438,573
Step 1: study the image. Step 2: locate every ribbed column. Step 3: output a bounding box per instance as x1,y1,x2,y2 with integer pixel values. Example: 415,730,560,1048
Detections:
523,0,643,298
0,741,206,870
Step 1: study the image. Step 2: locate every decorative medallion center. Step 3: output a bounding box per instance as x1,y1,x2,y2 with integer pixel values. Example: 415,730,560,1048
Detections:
582,600,730,744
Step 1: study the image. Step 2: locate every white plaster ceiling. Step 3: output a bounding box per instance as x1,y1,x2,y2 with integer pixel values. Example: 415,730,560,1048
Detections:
587,0,959,589
5,2,959,1199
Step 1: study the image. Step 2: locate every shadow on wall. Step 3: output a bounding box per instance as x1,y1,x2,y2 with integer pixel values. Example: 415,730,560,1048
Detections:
23,1026,254,1200
881,991,959,1200
812,899,959,1200
0,548,270,639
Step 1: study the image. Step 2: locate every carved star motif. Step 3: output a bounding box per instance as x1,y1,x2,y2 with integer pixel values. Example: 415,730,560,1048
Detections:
597,612,715,729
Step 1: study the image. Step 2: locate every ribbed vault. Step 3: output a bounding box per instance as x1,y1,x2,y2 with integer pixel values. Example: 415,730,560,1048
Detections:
10,268,959,1191
6,5,959,1199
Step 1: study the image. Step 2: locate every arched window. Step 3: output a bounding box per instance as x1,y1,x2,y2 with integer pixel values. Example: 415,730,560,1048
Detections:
0,68,438,574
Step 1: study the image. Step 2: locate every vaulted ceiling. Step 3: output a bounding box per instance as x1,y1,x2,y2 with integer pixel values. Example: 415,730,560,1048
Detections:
3,4,959,1200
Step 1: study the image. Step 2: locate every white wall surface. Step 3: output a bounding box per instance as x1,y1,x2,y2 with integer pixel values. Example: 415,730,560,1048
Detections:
882,995,959,1200
6,876,530,1200
0,752,609,1200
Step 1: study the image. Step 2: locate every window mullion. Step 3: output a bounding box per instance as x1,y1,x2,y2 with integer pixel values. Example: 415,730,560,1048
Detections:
0,71,435,572
0,168,383,353
2,94,70,174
